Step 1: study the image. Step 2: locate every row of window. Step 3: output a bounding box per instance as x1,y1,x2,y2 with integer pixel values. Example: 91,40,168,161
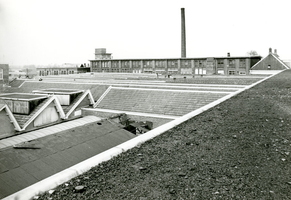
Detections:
92,60,206,69
39,70,76,76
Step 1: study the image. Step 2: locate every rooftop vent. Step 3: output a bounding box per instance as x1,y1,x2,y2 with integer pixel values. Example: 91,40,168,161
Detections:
0,93,48,115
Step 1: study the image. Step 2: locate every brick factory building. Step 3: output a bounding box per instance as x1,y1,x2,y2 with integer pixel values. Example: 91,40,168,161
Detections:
89,54,262,76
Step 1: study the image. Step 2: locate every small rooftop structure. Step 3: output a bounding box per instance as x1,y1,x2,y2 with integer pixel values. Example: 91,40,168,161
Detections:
0,93,48,115
32,88,95,119
95,48,112,60
33,88,84,106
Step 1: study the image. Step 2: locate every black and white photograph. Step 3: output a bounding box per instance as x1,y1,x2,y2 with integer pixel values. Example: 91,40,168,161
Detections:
0,0,290,199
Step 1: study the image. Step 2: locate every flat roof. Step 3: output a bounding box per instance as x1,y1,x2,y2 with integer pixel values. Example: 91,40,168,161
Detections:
32,88,84,95
89,56,262,61
0,93,48,101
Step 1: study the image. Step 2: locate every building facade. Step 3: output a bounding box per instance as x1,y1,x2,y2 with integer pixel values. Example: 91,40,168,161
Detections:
37,66,90,76
0,64,9,84
89,55,262,76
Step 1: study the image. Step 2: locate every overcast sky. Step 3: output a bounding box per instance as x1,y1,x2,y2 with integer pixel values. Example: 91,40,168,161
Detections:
0,0,290,66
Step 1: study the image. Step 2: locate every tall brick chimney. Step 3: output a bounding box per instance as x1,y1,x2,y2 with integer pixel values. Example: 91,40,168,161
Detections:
181,8,186,58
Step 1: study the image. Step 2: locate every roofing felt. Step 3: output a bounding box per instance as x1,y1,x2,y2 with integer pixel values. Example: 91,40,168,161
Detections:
0,119,136,199
96,88,228,116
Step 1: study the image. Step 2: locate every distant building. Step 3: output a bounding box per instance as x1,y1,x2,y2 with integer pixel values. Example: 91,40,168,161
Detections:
251,48,290,71
37,63,90,76
0,64,9,84
89,53,262,76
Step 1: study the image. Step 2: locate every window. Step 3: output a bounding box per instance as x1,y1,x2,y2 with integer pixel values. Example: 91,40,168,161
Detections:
239,59,246,68
218,60,224,65
228,70,235,75
0,69,3,79
228,59,235,68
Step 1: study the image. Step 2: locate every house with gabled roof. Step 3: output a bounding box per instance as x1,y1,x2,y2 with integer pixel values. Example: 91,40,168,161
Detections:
0,93,65,137
251,48,290,72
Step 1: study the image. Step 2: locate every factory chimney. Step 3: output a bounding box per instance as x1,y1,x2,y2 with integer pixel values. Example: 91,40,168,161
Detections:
181,8,186,58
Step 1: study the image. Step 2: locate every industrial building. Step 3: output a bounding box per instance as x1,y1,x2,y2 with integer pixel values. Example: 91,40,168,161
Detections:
89,54,262,76
37,63,90,77
0,64,9,84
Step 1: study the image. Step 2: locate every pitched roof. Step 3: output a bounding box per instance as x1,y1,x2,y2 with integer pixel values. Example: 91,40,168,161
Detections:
64,90,95,119
13,96,65,131
251,52,290,70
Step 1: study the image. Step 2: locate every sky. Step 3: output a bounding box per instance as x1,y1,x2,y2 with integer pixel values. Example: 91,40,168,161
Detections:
0,0,290,66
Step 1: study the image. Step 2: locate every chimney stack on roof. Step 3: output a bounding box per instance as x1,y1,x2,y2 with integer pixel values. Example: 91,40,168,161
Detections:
274,49,279,57
227,52,230,57
269,48,272,54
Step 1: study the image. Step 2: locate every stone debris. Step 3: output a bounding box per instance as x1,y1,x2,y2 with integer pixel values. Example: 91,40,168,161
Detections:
48,190,54,195
178,172,187,177
169,189,176,194
75,185,85,193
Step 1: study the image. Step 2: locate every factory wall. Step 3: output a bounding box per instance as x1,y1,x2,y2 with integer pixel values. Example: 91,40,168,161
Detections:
90,56,261,76
37,67,90,76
